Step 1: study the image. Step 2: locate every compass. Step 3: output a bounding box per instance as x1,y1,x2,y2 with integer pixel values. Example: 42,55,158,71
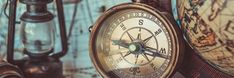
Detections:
89,2,184,78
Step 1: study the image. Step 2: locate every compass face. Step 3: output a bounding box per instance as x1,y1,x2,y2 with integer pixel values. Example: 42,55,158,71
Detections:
90,3,183,78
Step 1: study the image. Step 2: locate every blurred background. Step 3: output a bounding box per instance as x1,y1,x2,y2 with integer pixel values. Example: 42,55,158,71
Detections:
0,0,131,78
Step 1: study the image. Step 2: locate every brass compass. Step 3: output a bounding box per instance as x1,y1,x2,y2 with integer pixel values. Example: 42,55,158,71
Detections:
89,1,184,78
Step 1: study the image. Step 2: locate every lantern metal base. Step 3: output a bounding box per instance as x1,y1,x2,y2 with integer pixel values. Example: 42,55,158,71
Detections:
18,57,65,78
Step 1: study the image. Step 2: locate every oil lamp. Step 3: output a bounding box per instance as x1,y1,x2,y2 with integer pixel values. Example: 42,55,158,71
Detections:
7,0,68,78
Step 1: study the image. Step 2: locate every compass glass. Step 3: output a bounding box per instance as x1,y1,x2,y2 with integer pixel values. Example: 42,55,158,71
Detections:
90,3,182,78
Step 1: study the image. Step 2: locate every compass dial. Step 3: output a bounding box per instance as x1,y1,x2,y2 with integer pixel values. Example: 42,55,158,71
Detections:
90,3,184,78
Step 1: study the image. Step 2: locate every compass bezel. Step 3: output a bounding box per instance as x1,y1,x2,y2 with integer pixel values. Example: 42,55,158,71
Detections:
89,3,184,78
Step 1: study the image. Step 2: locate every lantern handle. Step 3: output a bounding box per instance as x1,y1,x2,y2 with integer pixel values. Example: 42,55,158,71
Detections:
7,0,17,64
51,0,68,58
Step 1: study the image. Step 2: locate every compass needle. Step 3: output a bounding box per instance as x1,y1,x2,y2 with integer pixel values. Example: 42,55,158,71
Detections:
144,47,168,59
112,40,130,48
